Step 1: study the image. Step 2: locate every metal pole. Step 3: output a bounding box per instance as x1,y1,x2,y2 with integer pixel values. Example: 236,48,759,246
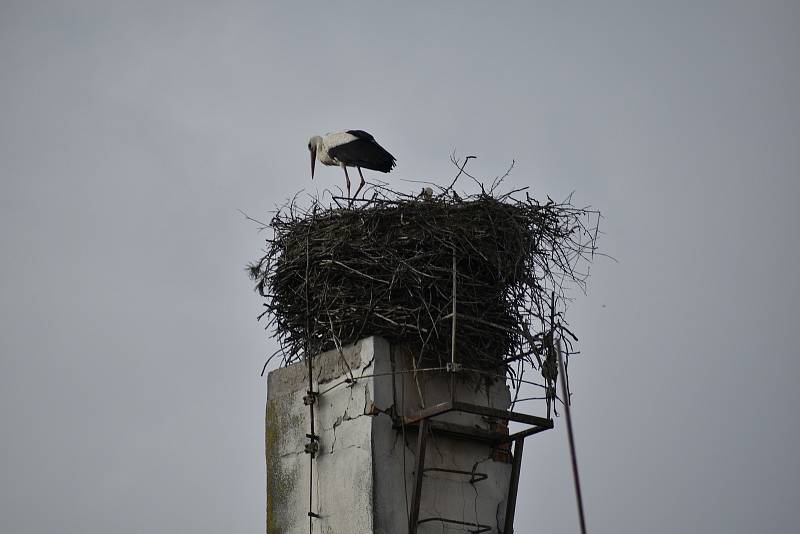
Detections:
408,419,429,534
451,250,457,367
503,437,525,533
450,250,457,402
305,230,315,534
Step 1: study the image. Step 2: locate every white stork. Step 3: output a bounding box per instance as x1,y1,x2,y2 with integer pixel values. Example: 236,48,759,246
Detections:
308,130,396,198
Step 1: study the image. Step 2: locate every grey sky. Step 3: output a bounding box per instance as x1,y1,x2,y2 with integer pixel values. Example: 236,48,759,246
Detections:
1,1,798,533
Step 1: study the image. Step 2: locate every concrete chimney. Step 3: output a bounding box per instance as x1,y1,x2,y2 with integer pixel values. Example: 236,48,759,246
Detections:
266,336,529,534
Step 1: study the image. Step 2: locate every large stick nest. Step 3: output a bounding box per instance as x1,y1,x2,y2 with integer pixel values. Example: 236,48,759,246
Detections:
248,173,599,383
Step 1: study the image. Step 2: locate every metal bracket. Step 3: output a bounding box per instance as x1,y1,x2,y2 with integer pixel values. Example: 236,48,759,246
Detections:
399,401,553,443
303,391,318,406
304,432,320,456
446,362,463,373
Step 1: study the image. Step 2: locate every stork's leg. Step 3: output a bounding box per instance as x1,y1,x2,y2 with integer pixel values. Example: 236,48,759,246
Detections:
340,163,351,198
353,167,366,199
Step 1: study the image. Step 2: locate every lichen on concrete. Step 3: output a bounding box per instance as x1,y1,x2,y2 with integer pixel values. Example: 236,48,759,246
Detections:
266,397,303,533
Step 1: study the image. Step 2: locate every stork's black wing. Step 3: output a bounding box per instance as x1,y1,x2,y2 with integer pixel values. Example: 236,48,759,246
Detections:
329,136,396,173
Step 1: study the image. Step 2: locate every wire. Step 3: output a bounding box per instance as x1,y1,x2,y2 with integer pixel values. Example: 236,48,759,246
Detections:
315,366,449,396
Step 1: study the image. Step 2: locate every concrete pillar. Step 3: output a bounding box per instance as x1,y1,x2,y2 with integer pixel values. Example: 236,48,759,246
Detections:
266,336,514,534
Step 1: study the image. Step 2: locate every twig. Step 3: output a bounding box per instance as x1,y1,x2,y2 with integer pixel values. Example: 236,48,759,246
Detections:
446,154,476,191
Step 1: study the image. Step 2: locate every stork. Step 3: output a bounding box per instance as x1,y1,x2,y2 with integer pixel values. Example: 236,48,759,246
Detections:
308,130,396,198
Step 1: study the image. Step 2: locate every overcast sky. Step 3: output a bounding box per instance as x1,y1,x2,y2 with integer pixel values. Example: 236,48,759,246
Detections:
1,1,799,533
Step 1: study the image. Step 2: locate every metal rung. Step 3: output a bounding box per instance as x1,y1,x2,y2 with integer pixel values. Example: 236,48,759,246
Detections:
418,517,492,533
423,467,488,484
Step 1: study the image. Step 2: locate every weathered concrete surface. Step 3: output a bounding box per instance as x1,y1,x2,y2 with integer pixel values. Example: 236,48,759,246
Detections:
266,337,514,534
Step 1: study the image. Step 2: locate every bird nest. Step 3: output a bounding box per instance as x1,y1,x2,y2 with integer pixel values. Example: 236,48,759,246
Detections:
248,181,599,380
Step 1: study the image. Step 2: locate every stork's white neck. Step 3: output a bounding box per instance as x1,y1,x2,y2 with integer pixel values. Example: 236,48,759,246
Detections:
312,135,338,166
308,135,329,164
310,135,324,153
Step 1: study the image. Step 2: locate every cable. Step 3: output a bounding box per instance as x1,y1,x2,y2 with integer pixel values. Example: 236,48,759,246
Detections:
557,339,587,534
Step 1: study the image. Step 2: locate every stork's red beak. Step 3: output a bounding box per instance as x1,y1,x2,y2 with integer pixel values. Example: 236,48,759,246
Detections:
310,150,316,179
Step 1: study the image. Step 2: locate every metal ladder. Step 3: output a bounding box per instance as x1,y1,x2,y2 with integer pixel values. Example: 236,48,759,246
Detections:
400,401,552,534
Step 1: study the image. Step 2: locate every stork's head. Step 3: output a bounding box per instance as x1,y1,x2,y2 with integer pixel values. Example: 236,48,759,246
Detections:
307,135,322,179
